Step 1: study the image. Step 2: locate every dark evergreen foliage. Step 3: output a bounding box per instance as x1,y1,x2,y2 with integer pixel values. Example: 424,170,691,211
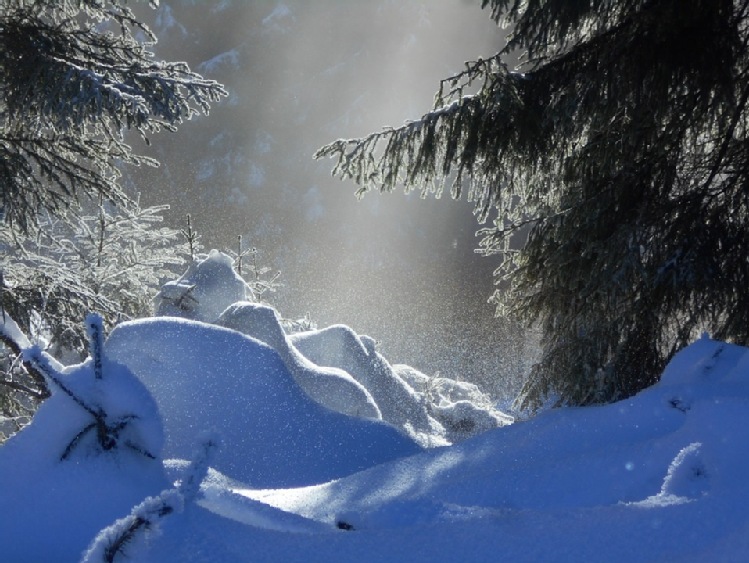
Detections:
0,0,226,233
317,0,749,409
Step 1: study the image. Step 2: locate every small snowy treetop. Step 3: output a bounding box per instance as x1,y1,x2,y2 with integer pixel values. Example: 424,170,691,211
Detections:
155,250,254,323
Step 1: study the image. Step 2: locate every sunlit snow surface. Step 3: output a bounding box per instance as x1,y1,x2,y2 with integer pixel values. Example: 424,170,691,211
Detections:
105,317,421,487
150,251,510,446
2,330,749,561
144,336,749,562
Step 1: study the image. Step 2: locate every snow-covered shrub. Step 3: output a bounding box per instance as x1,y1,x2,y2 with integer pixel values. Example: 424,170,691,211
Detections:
155,250,254,322
22,315,164,462
0,315,169,561
0,200,188,426
0,202,186,362
227,238,282,300
81,490,184,563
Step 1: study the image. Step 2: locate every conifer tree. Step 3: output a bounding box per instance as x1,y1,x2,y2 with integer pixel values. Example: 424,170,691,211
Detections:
0,199,185,359
0,0,226,232
0,0,226,320
0,0,225,417
317,0,749,409
0,0,225,231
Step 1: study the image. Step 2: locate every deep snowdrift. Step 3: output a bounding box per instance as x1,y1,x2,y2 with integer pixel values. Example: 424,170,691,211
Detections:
2,252,748,561
129,336,749,562
2,327,749,561
153,251,511,447
105,317,421,488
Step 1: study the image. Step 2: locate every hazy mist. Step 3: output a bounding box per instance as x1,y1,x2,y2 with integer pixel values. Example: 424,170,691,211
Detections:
130,1,536,402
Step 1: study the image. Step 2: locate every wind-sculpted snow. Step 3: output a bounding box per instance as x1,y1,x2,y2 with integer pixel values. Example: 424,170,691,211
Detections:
1,331,749,561
105,317,421,488
223,337,749,562
290,325,449,446
157,251,511,445
217,303,381,420
394,363,513,442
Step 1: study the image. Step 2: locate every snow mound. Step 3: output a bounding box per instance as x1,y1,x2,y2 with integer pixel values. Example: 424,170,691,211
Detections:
2,330,749,562
105,317,421,487
154,250,253,322
229,337,749,562
217,303,381,419
0,348,168,562
291,326,449,446
156,253,512,446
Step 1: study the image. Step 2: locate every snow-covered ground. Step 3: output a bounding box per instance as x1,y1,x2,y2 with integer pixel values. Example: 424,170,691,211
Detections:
1,253,748,562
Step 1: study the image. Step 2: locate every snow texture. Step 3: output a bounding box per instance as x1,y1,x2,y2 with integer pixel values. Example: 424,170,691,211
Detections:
154,250,254,323
105,317,421,488
217,303,381,420
156,251,509,445
393,363,513,443
1,327,749,561
0,344,167,561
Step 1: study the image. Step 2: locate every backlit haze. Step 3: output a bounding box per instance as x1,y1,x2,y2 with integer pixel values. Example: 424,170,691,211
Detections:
130,1,535,403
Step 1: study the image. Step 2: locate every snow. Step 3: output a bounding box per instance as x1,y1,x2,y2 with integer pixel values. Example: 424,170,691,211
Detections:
0,311,32,350
2,262,749,561
0,345,167,562
217,303,382,420
105,316,420,487
154,249,254,322
154,251,508,446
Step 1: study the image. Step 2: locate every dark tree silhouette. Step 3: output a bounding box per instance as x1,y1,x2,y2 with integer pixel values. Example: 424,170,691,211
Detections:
318,0,749,409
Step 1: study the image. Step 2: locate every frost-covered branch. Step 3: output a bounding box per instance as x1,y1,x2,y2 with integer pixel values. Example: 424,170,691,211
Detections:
82,433,220,563
81,490,183,563
23,346,99,420
0,199,186,360
177,431,220,502
315,61,535,223
0,0,227,233
0,313,50,400
86,314,105,380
